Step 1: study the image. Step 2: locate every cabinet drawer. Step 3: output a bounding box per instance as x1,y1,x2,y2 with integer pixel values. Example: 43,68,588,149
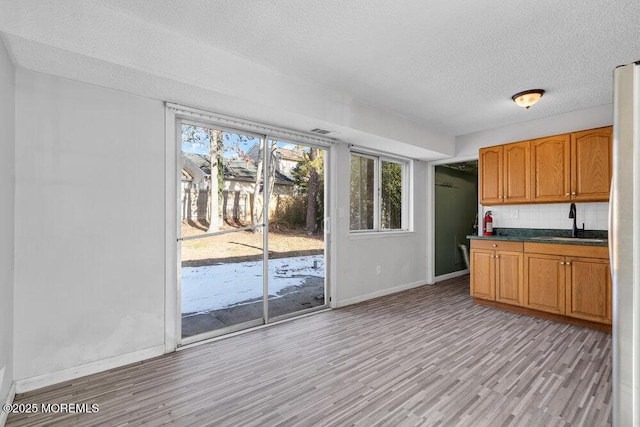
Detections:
471,240,523,252
524,242,608,259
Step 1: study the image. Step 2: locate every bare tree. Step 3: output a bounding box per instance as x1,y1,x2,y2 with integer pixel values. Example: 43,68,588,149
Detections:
251,139,264,232
267,144,277,202
292,146,324,233
182,125,222,230
306,148,319,235
207,129,223,232
251,139,278,233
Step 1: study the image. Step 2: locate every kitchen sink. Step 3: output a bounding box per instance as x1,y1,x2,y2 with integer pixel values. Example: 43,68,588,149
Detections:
530,236,607,243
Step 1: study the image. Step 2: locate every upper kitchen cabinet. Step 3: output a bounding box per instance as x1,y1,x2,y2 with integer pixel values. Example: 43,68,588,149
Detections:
479,145,502,205
479,141,530,205
570,126,613,202
530,134,571,203
480,125,611,205
503,141,531,203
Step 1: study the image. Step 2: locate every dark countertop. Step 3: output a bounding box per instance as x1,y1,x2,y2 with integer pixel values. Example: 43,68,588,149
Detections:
466,228,608,247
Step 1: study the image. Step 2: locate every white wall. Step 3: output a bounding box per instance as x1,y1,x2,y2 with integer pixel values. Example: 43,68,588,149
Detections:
7,68,436,392
13,71,166,385
0,37,15,418
333,144,428,306
455,104,613,157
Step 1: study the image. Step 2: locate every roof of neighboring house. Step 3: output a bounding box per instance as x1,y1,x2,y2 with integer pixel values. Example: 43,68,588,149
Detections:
275,148,306,162
184,152,212,175
183,155,207,183
183,153,294,185
246,145,307,162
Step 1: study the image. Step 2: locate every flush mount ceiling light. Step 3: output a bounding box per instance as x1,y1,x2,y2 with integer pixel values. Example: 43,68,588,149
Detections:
511,89,545,109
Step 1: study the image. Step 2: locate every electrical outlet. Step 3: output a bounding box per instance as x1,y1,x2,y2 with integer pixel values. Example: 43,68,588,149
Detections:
376,265,381,275
511,209,519,219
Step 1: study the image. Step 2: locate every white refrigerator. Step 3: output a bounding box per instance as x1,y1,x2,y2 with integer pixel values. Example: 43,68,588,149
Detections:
612,61,640,426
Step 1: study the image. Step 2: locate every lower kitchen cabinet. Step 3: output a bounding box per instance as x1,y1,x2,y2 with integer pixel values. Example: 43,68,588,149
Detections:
524,253,566,315
470,249,495,300
470,239,611,330
566,257,611,324
523,242,611,326
470,240,523,305
495,251,524,306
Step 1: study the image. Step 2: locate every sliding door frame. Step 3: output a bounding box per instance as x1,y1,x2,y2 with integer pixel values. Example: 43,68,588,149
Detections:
164,103,335,350
265,143,330,325
177,121,267,346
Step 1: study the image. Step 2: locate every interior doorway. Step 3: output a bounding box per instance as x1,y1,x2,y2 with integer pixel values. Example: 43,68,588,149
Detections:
434,161,478,278
177,121,328,344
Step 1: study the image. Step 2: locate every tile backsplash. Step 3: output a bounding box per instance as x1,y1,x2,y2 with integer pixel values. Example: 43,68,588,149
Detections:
483,202,609,232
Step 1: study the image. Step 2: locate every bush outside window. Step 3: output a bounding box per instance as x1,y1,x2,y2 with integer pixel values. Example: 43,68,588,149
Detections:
350,152,408,232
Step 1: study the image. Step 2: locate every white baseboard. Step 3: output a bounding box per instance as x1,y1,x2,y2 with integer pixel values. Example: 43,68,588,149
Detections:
15,345,165,394
0,382,16,427
435,269,469,282
334,280,426,308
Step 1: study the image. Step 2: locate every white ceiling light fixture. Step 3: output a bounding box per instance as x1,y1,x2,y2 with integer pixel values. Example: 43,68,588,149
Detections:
512,89,545,109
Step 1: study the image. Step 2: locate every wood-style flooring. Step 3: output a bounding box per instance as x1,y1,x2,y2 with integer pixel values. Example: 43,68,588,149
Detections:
6,275,611,426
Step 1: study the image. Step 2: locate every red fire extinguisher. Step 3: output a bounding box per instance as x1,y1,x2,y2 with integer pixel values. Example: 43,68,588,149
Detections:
483,211,494,235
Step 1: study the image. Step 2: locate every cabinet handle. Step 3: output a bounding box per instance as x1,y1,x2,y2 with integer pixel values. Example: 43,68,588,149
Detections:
565,193,570,197
492,244,497,247
566,262,571,266
572,192,576,195
495,255,499,258
560,261,565,265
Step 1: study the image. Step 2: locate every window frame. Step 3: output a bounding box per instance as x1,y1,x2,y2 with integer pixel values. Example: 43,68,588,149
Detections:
349,150,411,234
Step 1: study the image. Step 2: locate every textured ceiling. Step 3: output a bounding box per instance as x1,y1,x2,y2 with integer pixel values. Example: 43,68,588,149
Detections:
1,0,639,154
98,0,640,135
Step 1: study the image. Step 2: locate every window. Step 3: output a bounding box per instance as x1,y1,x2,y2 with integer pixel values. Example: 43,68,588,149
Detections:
350,152,409,231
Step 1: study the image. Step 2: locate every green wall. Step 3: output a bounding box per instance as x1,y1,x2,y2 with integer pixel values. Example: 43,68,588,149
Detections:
435,165,478,277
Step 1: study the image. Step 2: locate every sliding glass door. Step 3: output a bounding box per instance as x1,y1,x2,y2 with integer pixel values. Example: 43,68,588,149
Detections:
267,144,326,320
178,121,328,343
179,124,266,340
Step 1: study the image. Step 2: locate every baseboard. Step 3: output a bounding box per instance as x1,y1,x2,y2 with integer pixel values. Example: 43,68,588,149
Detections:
434,269,469,282
334,280,426,308
15,345,166,394
0,382,16,427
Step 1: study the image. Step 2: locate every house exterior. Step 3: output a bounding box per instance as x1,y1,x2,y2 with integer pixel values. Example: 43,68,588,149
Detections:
246,146,306,180
181,153,295,222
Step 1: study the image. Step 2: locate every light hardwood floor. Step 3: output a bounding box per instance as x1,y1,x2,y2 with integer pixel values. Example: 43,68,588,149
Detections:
6,275,611,426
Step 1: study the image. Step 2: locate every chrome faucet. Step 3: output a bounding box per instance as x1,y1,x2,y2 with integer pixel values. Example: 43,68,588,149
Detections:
568,203,584,237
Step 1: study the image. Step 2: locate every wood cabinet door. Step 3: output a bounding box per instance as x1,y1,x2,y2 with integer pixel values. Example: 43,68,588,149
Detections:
530,134,571,203
495,251,524,306
570,126,612,202
524,253,565,314
565,257,612,324
479,146,502,205
470,249,495,300
503,141,531,204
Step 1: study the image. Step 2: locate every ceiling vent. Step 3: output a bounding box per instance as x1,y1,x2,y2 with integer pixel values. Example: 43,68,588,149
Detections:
310,128,331,135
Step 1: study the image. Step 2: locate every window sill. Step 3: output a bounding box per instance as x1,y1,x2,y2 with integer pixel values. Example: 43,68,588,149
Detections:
348,230,415,240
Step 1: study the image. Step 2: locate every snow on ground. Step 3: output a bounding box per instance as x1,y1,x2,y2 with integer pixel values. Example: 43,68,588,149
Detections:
182,255,324,315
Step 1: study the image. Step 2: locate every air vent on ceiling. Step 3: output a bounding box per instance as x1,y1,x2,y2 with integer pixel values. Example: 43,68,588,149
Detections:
310,128,331,135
